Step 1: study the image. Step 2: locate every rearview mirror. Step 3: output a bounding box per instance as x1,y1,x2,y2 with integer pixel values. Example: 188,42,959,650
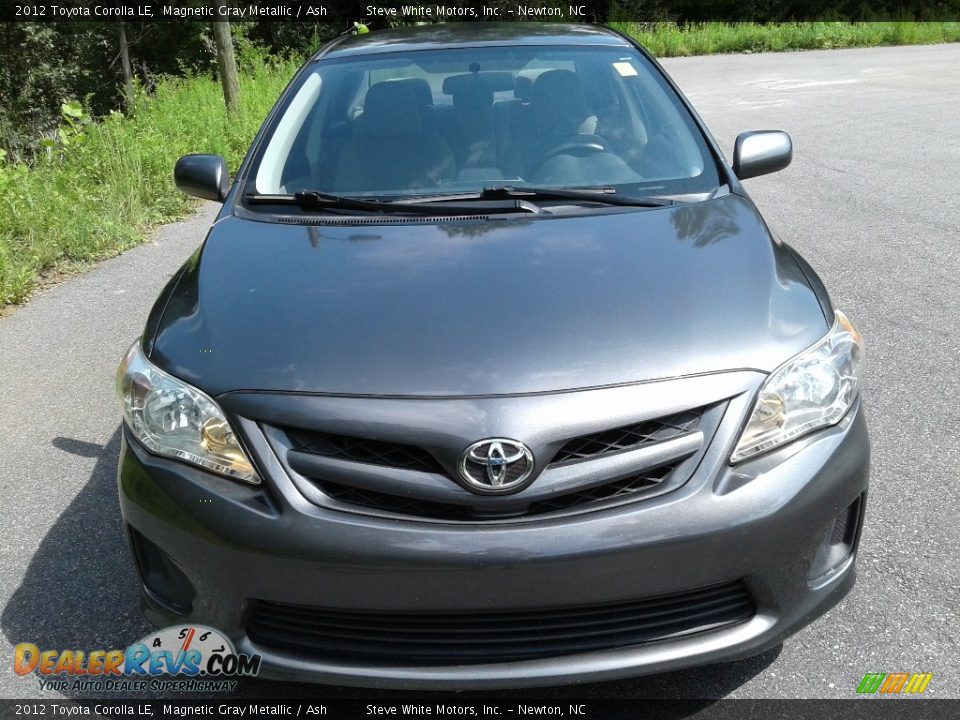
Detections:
174,154,229,201
733,131,792,180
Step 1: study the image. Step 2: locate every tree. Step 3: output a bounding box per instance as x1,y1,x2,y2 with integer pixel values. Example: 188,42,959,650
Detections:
212,0,240,114
117,22,135,110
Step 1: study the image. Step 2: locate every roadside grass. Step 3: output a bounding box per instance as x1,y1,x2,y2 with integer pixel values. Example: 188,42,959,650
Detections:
0,55,300,306
612,21,960,57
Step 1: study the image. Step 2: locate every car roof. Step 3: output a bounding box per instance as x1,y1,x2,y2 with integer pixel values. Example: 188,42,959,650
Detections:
316,23,632,60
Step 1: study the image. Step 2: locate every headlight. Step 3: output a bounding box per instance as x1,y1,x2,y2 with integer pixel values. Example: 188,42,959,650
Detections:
115,340,259,484
731,311,863,464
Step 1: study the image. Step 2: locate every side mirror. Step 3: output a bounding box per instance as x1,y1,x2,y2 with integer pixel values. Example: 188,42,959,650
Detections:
174,154,229,201
733,131,792,180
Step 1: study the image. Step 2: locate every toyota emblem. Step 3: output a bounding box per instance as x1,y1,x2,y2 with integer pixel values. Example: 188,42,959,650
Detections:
458,439,534,493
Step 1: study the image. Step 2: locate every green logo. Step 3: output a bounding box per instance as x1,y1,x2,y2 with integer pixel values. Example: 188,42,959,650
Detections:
856,672,932,695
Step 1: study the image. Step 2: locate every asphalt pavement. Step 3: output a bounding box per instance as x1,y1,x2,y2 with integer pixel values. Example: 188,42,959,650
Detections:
1,43,958,701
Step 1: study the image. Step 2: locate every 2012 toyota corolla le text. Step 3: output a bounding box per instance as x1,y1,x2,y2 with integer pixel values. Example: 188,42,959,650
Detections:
115,23,869,689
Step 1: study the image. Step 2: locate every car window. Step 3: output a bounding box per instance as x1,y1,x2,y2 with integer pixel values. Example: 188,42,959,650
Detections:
250,45,720,200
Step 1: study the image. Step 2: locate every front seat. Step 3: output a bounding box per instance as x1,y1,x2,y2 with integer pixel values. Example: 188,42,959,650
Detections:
504,69,603,178
334,81,456,193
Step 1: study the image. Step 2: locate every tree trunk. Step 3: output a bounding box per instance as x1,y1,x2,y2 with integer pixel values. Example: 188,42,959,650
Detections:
118,22,135,110
211,2,240,114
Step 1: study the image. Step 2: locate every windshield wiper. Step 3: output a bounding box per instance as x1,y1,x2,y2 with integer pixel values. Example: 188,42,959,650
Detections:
394,186,676,208
485,186,674,207
244,191,543,215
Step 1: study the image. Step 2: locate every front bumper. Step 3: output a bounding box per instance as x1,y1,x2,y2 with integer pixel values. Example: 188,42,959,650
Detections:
117,375,869,690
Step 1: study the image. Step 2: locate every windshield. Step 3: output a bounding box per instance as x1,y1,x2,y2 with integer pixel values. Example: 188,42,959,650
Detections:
248,44,720,201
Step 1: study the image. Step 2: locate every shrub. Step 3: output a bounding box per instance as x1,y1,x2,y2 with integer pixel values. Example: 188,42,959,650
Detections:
0,55,300,305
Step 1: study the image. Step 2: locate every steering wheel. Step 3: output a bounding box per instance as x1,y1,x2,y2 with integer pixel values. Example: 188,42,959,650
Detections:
531,137,609,175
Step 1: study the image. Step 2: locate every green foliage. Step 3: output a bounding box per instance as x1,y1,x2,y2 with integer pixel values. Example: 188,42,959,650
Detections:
0,55,301,306
612,21,960,56
0,20,333,163
0,21,223,162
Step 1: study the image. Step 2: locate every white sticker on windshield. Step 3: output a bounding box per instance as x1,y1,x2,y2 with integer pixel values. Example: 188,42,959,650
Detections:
613,61,638,77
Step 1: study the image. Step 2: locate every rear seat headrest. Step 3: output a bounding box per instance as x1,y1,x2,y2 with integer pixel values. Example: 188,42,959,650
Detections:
514,75,533,101
382,77,433,108
442,71,515,96
361,81,425,137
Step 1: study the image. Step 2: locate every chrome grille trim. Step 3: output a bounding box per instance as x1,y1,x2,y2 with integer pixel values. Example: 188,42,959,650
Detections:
534,431,703,495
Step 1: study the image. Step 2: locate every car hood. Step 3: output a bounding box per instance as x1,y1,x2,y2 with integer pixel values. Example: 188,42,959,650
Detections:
150,194,828,397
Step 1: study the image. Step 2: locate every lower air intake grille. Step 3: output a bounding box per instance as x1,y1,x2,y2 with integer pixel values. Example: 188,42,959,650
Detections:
247,581,754,665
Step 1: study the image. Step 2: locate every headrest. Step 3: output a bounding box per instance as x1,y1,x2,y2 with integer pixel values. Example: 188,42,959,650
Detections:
383,77,432,108
442,71,515,96
532,70,585,106
531,70,590,131
514,75,533,101
361,81,424,137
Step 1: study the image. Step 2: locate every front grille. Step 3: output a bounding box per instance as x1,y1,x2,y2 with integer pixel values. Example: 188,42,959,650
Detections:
247,580,754,665
286,429,444,474
526,465,673,515
317,461,676,521
551,410,702,465
318,481,476,521
275,404,712,522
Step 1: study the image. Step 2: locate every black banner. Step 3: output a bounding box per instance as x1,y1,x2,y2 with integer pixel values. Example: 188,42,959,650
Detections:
1,700,960,720
2,0,960,23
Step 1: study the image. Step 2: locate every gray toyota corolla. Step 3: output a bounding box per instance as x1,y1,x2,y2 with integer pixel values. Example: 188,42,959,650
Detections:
115,23,869,688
